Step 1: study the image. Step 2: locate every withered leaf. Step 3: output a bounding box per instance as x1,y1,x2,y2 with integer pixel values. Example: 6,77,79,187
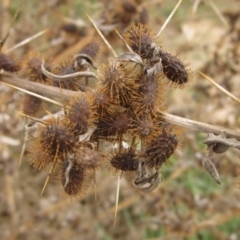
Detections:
202,147,221,184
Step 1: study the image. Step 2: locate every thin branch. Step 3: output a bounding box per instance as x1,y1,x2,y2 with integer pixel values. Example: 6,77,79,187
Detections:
155,0,182,38
1,81,63,107
0,3,21,50
114,29,133,52
19,123,28,167
141,0,163,7
40,151,59,196
199,71,240,105
208,0,229,28
1,73,240,141
0,73,76,100
6,29,49,53
161,111,240,141
86,14,118,57
114,174,121,226
204,132,240,150
0,135,20,146
191,0,201,15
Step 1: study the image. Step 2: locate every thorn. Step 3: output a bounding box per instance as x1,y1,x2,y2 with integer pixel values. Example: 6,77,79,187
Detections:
199,71,240,105
155,0,182,38
15,111,45,123
114,174,121,226
40,151,58,196
114,29,133,52
86,13,117,57
0,81,63,107
191,0,201,16
19,117,27,167
93,171,97,201
0,4,22,50
208,0,229,28
6,29,49,53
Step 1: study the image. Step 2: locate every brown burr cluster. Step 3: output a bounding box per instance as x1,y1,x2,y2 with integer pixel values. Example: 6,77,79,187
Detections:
2,22,191,198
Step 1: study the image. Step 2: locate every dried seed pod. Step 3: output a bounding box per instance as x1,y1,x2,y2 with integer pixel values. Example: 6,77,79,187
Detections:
22,94,42,116
123,24,155,59
132,73,165,117
122,1,137,14
61,23,78,34
36,117,76,158
131,115,159,142
133,170,162,192
65,94,97,137
212,143,229,154
62,158,90,197
0,53,19,72
21,52,51,82
93,111,130,140
113,0,135,26
74,41,100,71
60,23,87,37
28,147,53,170
144,127,179,168
202,157,221,184
75,146,101,171
90,118,110,141
132,117,154,137
79,41,100,59
107,111,130,136
159,51,190,87
138,7,148,25
203,132,231,154
97,61,135,107
90,88,113,117
109,150,139,175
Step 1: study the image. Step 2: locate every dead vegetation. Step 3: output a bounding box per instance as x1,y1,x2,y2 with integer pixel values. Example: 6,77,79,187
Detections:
0,0,240,239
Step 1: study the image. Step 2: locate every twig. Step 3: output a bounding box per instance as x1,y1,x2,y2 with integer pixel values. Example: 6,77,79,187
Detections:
19,117,27,167
199,71,240,105
1,2,21,50
204,132,240,150
1,73,240,141
0,81,63,107
141,0,163,7
114,29,133,52
155,0,182,38
208,0,229,28
191,0,201,15
86,14,118,57
114,174,121,226
0,73,76,100
6,29,49,53
161,111,240,141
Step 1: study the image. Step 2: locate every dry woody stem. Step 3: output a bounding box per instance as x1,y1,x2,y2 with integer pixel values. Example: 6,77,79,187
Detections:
1,73,240,140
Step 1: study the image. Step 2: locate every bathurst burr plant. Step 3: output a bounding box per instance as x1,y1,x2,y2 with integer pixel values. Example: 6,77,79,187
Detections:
1,23,191,199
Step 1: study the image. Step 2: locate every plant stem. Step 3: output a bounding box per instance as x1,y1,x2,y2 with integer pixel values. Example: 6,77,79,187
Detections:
0,73,77,100
1,73,240,141
161,112,240,141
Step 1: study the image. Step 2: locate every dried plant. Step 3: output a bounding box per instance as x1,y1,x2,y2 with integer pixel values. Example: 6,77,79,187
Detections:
1,10,240,199
0,2,240,236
